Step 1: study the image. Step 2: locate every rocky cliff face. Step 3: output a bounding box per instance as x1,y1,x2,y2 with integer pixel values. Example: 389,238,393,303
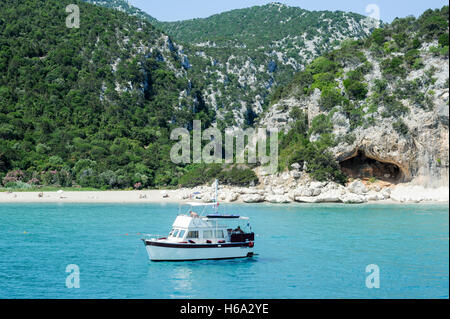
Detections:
260,8,449,187
84,1,378,125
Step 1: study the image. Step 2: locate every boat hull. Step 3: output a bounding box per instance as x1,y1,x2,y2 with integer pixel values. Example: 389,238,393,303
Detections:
144,240,254,261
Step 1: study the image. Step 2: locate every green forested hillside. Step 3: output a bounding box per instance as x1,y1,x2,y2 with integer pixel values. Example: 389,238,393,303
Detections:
156,2,378,126
84,0,158,23
2,0,447,190
0,0,213,189
0,0,380,190
157,2,371,48
85,1,378,128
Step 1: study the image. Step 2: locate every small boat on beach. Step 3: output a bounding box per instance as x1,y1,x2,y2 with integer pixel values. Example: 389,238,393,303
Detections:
142,181,255,262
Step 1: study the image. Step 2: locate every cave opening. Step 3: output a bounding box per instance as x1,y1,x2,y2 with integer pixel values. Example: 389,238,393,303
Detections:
339,151,404,184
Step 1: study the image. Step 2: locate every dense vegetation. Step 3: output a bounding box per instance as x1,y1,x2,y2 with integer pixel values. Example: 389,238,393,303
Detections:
1,1,447,190
85,1,377,127
157,3,377,126
0,0,378,190
178,164,258,188
0,0,216,190
277,107,347,183
83,0,158,24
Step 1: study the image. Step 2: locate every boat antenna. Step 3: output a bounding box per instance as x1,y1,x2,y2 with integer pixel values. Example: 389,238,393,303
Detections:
214,179,218,214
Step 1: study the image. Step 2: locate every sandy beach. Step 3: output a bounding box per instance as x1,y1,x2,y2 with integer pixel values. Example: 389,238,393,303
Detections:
0,190,190,204
0,186,448,204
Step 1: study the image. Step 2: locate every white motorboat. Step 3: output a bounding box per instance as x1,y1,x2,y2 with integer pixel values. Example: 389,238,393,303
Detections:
142,181,255,262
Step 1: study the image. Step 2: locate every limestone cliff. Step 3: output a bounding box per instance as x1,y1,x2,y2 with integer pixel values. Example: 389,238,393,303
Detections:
260,7,449,187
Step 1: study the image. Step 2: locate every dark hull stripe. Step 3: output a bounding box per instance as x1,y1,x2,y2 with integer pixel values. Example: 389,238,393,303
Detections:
151,253,254,262
144,240,251,249
206,215,240,219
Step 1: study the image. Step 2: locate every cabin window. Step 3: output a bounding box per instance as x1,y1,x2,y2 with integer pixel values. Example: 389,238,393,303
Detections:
215,230,224,238
203,230,213,238
169,229,175,237
172,229,179,238
187,231,199,238
178,230,186,238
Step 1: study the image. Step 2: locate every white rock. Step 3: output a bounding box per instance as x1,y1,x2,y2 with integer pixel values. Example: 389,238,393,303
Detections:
291,163,301,170
366,192,385,201
291,170,302,178
381,187,391,196
227,192,239,202
242,194,264,203
272,187,286,195
259,169,270,176
316,190,342,202
295,196,322,203
202,193,215,203
340,193,368,204
348,180,368,195
390,185,449,202
310,181,327,189
301,188,313,197
241,188,259,195
265,195,291,203
287,190,297,201
181,193,190,200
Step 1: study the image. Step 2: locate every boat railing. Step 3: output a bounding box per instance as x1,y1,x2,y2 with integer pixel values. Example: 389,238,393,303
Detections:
143,234,166,240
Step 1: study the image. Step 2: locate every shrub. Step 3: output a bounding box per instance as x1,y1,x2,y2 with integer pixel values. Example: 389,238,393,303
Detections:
310,114,333,135
320,87,343,111
2,170,25,186
373,79,388,94
76,168,99,188
393,119,409,136
404,49,421,68
337,133,356,145
381,57,406,79
308,57,338,74
218,167,258,186
5,181,32,190
429,45,441,56
27,177,40,185
381,95,409,118
99,170,118,189
289,142,347,184
311,72,337,91
35,143,51,154
343,79,368,100
178,164,257,187
438,33,449,47
371,28,387,45
342,101,365,129
412,58,424,70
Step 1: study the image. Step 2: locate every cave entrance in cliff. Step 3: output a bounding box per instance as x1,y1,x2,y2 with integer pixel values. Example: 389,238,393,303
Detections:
339,151,404,184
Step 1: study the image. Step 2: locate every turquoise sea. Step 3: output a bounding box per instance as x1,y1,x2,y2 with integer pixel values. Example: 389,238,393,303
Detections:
0,202,448,299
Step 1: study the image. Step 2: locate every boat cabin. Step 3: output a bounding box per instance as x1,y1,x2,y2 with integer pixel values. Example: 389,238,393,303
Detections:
163,202,254,244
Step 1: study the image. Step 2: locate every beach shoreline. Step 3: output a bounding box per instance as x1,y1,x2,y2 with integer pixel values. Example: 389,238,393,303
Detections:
0,189,448,205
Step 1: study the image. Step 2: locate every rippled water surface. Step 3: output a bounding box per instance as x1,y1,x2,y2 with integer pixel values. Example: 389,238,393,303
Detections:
0,203,448,298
